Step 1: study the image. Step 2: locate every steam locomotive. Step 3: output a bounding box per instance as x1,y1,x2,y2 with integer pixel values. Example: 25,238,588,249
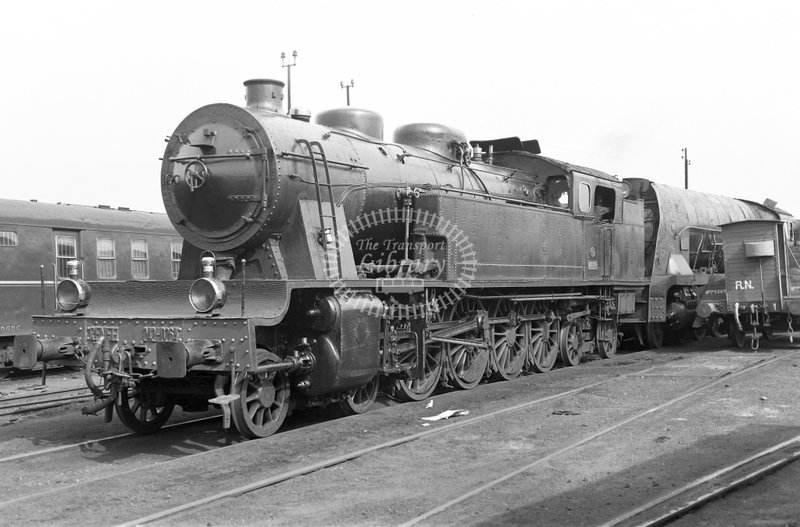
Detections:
15,79,785,438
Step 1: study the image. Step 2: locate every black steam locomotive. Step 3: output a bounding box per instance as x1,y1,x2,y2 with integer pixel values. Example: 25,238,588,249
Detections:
16,79,784,438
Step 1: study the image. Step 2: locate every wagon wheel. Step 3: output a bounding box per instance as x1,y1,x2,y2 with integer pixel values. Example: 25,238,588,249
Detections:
728,318,746,349
527,314,560,373
645,322,665,349
709,316,724,337
231,350,290,439
692,323,708,341
115,384,175,434
442,297,489,390
340,375,379,415
559,320,585,367
595,319,618,359
489,299,526,381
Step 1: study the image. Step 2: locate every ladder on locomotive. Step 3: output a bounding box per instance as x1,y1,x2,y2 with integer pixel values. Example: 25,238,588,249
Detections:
297,139,342,279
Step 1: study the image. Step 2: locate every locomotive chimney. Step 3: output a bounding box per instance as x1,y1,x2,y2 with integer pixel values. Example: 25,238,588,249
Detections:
244,79,285,112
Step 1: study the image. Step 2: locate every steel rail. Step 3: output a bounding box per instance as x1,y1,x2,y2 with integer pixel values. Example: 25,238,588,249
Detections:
600,435,800,527
0,394,94,416
0,415,221,465
0,386,90,404
398,350,800,527
0,387,95,416
114,363,669,527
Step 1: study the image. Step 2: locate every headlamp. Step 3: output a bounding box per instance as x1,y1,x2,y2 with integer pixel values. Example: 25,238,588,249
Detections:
189,277,227,313
57,278,92,311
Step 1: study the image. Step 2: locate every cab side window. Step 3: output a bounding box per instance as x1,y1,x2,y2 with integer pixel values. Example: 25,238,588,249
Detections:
594,186,616,223
546,176,570,208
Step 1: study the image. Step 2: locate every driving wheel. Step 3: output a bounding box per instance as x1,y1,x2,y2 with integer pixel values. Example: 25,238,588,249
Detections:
489,300,526,380
559,320,584,367
442,297,489,390
340,376,379,415
595,319,618,359
528,317,559,373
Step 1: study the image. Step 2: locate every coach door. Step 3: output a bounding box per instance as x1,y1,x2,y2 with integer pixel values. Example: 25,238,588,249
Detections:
54,230,81,279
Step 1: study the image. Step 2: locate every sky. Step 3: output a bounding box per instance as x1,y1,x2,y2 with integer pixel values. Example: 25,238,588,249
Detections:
2,0,799,216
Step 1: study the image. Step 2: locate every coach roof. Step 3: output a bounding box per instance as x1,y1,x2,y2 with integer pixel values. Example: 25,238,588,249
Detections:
0,198,177,235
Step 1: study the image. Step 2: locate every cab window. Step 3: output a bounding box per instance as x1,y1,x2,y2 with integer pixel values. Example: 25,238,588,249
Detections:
546,176,570,208
594,186,616,222
578,182,591,213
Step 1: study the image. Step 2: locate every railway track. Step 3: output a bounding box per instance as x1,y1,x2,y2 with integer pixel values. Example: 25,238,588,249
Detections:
601,436,800,527
0,415,223,465
147,351,800,526
0,386,93,417
0,365,81,383
0,358,670,525
397,352,798,526
0,350,796,526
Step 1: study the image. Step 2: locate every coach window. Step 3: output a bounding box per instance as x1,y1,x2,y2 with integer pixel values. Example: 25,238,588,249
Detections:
170,242,182,280
131,239,149,279
55,235,77,278
97,237,116,279
0,231,18,246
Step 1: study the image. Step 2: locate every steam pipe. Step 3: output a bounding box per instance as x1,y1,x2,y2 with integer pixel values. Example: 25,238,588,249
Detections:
83,337,107,398
81,384,118,416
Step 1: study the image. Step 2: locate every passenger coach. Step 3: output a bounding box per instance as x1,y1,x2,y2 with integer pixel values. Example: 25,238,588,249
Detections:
0,198,183,374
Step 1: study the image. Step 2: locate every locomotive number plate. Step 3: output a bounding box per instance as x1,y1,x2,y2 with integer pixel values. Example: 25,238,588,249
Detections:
87,326,119,342
142,326,183,343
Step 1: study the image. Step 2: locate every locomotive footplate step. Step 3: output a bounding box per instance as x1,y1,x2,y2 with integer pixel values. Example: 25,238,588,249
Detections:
208,394,240,405
208,394,241,429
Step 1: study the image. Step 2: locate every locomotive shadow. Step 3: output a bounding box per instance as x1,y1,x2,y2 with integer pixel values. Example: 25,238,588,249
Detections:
67,397,400,464
473,423,800,527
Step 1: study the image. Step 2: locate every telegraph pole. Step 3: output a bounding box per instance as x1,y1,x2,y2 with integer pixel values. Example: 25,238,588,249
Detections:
281,50,297,114
340,79,354,106
682,147,691,189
